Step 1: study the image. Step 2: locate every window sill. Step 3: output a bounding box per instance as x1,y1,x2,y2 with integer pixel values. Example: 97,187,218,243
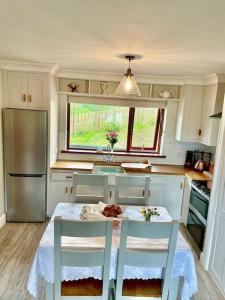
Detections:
61,149,166,158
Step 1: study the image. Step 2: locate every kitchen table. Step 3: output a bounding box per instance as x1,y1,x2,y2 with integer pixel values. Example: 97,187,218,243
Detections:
27,203,198,300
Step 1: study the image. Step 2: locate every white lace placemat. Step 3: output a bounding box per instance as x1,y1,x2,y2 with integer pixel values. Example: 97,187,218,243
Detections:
27,203,198,300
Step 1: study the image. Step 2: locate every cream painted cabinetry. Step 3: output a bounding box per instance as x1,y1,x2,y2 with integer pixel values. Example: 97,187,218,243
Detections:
176,85,204,142
127,173,184,220
149,175,184,220
49,171,184,220
49,172,74,214
2,70,49,109
199,84,222,146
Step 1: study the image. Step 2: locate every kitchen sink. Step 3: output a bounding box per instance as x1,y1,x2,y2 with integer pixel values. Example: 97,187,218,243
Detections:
95,165,124,174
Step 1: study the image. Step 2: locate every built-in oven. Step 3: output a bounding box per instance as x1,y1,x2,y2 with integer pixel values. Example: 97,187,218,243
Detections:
187,181,210,251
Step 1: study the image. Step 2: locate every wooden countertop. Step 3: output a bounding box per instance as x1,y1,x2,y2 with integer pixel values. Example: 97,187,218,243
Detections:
50,160,212,180
51,161,94,171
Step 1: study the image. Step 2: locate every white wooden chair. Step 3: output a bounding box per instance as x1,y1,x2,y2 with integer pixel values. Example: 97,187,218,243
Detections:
114,220,179,300
73,173,109,204
115,175,150,206
54,217,113,300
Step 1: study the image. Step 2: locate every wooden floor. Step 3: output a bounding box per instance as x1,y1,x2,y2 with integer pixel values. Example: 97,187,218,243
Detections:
0,222,224,300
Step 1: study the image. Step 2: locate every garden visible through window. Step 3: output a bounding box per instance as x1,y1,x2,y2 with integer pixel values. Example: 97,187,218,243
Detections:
68,103,164,153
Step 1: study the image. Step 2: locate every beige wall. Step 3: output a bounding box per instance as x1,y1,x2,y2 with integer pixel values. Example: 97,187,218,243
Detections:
0,69,5,219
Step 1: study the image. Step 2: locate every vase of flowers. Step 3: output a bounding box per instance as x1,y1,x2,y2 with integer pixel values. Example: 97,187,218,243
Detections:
140,207,160,222
106,131,118,151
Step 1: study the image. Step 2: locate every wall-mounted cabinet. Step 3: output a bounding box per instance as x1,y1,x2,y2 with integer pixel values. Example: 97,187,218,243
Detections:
2,70,49,109
58,77,182,101
176,85,204,142
176,83,225,146
199,83,225,146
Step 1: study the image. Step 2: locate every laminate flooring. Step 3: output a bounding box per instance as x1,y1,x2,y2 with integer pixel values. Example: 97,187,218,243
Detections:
0,222,224,300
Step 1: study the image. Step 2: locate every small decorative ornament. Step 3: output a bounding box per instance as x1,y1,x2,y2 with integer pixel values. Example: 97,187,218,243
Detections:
100,81,109,95
140,207,160,222
106,131,118,151
68,83,79,93
158,89,173,99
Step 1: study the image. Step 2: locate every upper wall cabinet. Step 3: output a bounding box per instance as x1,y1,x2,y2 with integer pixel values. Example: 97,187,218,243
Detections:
2,70,49,109
176,83,225,146
176,85,204,142
199,83,225,146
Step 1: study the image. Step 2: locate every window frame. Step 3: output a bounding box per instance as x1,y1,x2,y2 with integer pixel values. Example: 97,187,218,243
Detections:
66,103,164,154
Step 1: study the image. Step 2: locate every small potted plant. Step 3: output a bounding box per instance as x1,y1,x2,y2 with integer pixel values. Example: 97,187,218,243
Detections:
106,131,118,151
140,207,160,222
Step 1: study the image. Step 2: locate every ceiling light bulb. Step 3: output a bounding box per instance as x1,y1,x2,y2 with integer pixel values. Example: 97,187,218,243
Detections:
115,55,141,97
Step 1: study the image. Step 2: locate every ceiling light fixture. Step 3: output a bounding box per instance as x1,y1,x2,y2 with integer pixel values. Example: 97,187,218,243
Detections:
115,55,141,97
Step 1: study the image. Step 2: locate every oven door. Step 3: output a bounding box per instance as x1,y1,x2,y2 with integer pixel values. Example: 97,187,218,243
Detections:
187,206,206,251
190,188,209,220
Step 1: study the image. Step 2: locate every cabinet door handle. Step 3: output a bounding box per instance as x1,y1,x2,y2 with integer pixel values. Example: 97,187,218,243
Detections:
28,95,32,102
180,182,183,189
109,190,112,198
142,190,145,197
65,187,68,194
22,94,26,102
70,187,73,194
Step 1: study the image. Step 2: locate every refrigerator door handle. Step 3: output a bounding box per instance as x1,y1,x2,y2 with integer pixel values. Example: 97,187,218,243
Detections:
9,173,44,178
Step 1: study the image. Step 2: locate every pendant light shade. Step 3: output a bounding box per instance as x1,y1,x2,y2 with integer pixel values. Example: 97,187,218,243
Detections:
115,55,141,97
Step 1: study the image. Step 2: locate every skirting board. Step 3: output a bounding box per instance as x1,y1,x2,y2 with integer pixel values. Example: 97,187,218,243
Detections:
0,213,6,229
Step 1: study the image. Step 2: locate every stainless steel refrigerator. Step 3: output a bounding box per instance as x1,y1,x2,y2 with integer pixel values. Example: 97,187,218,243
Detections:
3,108,47,222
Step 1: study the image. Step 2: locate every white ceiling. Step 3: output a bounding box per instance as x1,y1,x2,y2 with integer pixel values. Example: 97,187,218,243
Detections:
0,0,225,76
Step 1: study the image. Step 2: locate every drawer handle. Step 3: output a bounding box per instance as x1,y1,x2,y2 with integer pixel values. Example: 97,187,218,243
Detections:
66,176,73,179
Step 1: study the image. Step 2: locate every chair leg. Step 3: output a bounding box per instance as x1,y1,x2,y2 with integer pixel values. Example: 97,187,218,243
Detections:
168,277,179,300
45,281,54,300
109,279,115,300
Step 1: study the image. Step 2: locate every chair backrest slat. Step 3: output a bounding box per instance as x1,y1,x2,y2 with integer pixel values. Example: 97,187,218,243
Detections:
61,250,105,267
73,173,109,204
126,221,173,239
60,219,107,237
115,175,150,206
54,217,113,300
125,251,168,268
115,220,179,300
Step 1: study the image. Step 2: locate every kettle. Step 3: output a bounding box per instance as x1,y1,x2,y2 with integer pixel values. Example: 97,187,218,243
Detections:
194,159,204,172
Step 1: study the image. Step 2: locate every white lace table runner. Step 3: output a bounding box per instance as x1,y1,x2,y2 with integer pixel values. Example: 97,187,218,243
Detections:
27,203,198,300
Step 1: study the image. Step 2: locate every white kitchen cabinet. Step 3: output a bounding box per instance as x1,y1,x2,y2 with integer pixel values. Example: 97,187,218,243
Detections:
176,85,204,142
181,177,192,225
208,102,225,296
2,71,27,108
199,84,221,146
49,172,74,215
149,176,167,207
49,171,184,220
27,72,49,109
2,70,49,109
128,173,184,220
165,176,184,220
149,175,184,220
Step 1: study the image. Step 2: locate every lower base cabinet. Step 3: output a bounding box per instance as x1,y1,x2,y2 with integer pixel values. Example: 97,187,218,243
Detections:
49,171,184,220
49,172,74,215
149,175,184,220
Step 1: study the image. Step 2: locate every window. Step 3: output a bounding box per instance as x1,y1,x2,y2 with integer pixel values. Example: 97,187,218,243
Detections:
67,103,164,153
